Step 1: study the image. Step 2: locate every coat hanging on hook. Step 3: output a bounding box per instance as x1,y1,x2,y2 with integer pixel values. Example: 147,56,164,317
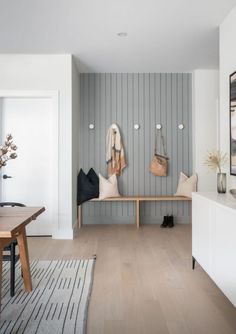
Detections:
106,123,127,176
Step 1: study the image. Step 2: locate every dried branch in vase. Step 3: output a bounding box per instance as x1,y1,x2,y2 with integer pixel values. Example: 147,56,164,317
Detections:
204,150,228,174
0,134,17,168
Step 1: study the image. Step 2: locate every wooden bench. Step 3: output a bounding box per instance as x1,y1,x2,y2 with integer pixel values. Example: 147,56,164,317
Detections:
78,196,191,229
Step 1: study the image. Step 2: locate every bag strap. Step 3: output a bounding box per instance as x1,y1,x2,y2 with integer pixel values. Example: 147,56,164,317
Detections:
155,129,167,157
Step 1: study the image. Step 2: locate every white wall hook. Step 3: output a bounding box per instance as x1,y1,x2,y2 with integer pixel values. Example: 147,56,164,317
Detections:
156,124,162,130
178,124,184,130
134,124,140,130
89,124,95,130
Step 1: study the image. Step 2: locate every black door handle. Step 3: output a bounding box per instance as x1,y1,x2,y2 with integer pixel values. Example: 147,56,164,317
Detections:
2,174,12,179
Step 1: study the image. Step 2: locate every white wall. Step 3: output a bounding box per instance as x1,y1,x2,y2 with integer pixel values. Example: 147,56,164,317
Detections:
192,70,219,191
220,5,236,190
0,54,74,239
71,57,80,229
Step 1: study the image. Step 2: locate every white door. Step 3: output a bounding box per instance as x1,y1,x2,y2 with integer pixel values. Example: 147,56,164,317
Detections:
0,96,58,236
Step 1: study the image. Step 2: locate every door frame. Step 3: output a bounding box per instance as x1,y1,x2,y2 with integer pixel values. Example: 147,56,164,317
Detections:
0,90,59,237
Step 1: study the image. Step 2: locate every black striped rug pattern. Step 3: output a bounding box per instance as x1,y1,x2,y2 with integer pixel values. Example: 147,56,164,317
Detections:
0,258,95,334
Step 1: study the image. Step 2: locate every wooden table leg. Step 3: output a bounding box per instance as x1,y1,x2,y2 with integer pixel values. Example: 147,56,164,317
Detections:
16,227,32,292
136,200,140,228
78,205,82,229
0,239,12,312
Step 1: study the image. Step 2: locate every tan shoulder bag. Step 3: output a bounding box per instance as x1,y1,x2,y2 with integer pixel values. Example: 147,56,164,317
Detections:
149,130,169,176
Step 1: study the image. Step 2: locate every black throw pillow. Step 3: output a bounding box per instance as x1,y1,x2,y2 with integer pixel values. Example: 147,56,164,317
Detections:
77,168,99,205
87,168,99,197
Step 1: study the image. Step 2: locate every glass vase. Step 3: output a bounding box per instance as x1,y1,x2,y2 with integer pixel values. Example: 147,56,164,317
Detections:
217,173,226,194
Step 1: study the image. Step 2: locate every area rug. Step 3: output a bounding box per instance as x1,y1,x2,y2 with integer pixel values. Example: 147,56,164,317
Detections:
0,257,96,334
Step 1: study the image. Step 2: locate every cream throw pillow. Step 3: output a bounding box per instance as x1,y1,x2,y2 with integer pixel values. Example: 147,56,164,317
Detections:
99,173,120,200
174,172,197,198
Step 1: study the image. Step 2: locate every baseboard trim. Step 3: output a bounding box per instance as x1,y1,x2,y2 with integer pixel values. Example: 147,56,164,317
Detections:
72,218,78,238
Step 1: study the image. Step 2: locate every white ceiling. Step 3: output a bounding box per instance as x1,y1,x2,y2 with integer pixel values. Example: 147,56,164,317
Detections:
0,0,236,72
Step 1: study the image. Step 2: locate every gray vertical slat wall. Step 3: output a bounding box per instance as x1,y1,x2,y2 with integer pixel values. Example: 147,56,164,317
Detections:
79,73,192,224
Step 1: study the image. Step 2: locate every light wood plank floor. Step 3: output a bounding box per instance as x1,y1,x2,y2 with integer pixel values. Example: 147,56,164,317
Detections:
27,224,236,334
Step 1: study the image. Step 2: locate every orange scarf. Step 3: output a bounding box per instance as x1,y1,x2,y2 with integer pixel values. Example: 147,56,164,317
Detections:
106,124,127,176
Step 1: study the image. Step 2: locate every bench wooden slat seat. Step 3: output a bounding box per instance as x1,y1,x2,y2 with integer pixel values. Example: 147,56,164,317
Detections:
91,196,191,202
78,196,191,228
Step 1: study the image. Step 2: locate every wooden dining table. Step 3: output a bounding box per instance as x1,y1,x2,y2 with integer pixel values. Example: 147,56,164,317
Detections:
0,206,45,308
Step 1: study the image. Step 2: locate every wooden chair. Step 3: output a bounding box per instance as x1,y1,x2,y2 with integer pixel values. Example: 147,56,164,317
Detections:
0,202,25,296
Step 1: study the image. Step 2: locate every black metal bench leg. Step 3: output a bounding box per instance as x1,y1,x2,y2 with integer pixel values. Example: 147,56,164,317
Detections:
10,243,16,297
192,256,196,270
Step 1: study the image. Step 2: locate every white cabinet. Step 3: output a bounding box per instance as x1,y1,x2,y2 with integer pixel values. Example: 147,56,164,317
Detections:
192,192,236,307
192,195,211,274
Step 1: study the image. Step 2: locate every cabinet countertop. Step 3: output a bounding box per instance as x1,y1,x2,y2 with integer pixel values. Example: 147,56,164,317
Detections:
193,192,236,212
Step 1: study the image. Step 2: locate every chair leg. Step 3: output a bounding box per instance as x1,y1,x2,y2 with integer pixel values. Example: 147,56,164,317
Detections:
10,243,16,297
